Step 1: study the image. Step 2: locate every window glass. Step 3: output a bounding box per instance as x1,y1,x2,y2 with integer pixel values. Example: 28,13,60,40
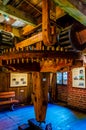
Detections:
57,72,62,84
63,72,68,85
57,72,68,85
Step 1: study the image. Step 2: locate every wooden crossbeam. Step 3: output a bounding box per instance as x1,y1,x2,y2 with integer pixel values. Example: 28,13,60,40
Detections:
15,32,42,49
53,0,86,26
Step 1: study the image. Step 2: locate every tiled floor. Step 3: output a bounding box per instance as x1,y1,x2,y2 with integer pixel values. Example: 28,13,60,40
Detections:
0,104,86,130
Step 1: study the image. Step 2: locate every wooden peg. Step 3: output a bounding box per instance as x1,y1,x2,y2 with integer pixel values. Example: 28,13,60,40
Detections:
13,59,16,64
56,46,60,51
36,58,39,62
51,47,54,51
42,46,45,50
64,59,67,64
31,58,34,63
26,58,29,63
9,48,12,52
13,48,15,52
22,58,24,63
7,60,9,64
47,46,50,50
6,49,8,53
32,46,34,50
56,58,59,63
61,47,64,51
17,59,20,64
26,46,29,51
10,59,12,64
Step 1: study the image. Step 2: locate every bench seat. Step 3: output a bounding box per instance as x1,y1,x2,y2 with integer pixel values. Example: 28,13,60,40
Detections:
0,91,19,110
0,99,19,105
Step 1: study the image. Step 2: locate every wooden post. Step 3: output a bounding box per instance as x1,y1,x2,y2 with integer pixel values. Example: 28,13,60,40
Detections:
32,72,49,122
42,0,56,46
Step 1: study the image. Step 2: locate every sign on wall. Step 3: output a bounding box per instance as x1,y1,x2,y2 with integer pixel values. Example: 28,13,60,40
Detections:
10,73,27,87
72,67,86,88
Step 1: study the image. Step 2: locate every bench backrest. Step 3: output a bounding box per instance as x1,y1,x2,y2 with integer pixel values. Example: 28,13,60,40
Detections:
0,91,15,99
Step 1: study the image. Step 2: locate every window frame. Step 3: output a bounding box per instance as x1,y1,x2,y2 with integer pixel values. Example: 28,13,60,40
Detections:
56,71,68,85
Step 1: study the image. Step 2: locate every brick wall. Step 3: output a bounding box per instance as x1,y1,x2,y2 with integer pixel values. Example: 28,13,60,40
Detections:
57,85,68,102
56,70,86,111
67,71,86,111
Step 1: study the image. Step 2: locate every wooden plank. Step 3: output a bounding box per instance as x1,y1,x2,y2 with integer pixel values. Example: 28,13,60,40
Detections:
15,32,42,49
0,100,19,105
0,91,15,96
0,4,36,26
53,0,86,26
21,23,42,36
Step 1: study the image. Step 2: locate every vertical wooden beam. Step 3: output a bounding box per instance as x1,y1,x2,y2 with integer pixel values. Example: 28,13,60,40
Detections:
42,0,56,46
32,72,49,122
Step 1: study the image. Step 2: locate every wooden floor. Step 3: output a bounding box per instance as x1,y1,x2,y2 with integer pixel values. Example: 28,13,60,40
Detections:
0,103,86,130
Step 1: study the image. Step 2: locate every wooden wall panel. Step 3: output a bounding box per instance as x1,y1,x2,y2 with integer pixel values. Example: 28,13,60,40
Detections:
0,72,9,92
0,72,33,104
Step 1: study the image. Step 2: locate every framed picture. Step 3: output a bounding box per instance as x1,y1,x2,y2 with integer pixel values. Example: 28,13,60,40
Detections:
10,73,27,87
72,67,86,88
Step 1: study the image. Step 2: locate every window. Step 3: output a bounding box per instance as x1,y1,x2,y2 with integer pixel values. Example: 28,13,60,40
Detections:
63,72,68,85
56,72,68,85
57,72,62,84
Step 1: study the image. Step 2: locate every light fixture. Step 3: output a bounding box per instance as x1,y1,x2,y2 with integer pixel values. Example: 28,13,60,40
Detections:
4,14,10,21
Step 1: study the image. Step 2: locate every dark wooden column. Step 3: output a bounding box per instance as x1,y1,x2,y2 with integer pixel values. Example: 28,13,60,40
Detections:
32,72,50,122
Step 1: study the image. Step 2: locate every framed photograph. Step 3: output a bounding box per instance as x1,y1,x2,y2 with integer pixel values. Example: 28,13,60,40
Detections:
72,67,86,88
10,73,27,87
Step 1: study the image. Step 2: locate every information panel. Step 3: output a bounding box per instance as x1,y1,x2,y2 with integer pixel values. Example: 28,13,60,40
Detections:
10,73,27,87
72,67,86,88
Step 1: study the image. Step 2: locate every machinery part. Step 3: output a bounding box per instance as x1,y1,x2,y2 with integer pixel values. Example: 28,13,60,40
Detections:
58,22,86,51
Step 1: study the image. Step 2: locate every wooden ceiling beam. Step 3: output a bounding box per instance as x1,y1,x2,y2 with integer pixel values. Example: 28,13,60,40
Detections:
53,0,86,26
0,4,36,26
68,0,86,16
2,0,10,5
23,0,42,14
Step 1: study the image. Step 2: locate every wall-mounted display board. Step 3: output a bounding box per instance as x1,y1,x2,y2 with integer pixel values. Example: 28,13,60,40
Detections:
83,54,86,66
72,67,86,88
10,73,27,87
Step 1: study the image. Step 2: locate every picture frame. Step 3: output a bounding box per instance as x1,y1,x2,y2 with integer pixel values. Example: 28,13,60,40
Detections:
10,73,27,87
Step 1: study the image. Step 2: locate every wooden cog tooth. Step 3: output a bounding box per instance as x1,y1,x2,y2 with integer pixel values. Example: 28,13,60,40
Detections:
42,46,44,50
7,60,9,64
13,59,16,64
10,59,12,64
26,58,29,63
17,59,19,64
22,58,24,63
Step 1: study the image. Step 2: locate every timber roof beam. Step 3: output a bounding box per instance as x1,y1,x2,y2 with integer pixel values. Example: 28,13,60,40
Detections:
53,0,86,26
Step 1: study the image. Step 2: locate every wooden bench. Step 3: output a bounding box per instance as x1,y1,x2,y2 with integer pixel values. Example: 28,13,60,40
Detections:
0,91,19,110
